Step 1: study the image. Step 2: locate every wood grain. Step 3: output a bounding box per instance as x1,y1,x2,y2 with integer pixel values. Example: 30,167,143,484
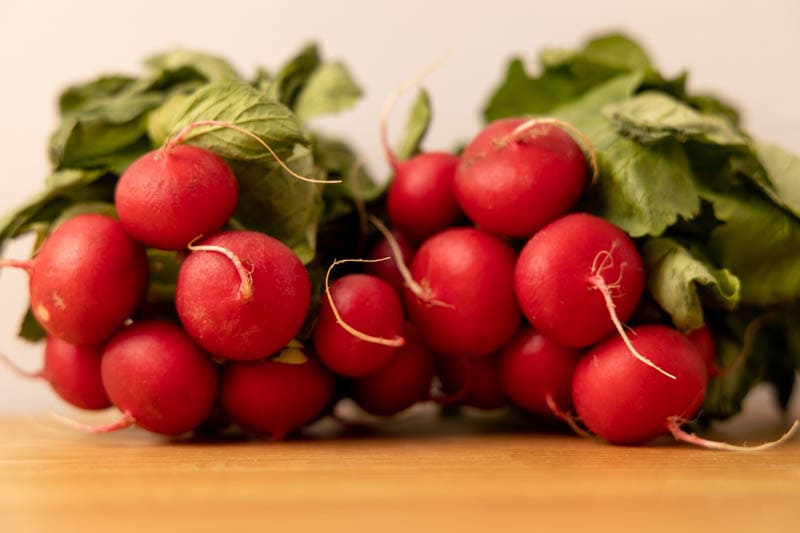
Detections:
0,412,798,533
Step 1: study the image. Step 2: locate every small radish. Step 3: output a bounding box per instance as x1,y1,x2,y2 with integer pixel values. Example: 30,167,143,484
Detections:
350,323,435,416
436,356,507,410
454,117,593,237
116,120,338,251
221,346,334,440
100,321,218,436
404,227,521,358
365,229,415,297
312,272,405,377
571,325,707,445
515,213,644,348
0,214,148,345
1,337,110,410
176,230,311,360
497,327,581,418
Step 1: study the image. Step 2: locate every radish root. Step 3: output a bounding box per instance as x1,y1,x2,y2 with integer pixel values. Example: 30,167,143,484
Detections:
0,259,34,273
163,119,340,184
497,117,599,184
545,394,593,439
667,417,799,451
590,246,677,380
368,216,453,309
0,352,41,379
379,53,451,169
188,237,254,301
51,410,136,434
324,258,405,348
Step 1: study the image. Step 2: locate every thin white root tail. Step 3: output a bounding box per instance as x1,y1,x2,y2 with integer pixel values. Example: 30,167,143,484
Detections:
499,117,599,184
379,53,451,169
0,352,41,379
0,259,34,273
164,119,340,184
590,247,676,380
667,417,799,452
368,216,452,309
51,410,136,434
188,237,254,301
545,394,593,439
324,258,405,348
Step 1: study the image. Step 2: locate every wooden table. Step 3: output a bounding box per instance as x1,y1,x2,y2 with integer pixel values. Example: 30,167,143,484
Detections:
0,411,798,533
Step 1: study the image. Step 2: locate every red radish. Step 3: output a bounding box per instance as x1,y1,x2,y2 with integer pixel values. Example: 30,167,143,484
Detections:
436,355,507,410
100,321,218,436
687,325,719,377
571,325,707,445
365,229,415,296
515,213,644,349
312,273,405,377
405,227,521,358
454,117,591,237
0,337,110,410
350,323,435,416
116,120,339,251
115,144,239,250
0,214,148,345
385,152,462,243
498,327,581,418
221,349,334,440
176,230,311,360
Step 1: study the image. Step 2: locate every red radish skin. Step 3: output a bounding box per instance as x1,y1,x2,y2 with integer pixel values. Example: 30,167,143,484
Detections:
176,230,311,360
115,144,239,250
0,214,148,345
221,355,334,440
571,325,707,445
454,117,588,237
498,327,581,417
365,230,416,297
687,325,719,377
515,213,644,348
405,227,521,358
386,152,462,243
351,324,435,416
101,321,218,436
313,274,405,377
436,356,507,410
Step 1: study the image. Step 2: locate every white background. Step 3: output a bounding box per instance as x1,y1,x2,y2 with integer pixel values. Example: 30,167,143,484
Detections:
0,0,798,416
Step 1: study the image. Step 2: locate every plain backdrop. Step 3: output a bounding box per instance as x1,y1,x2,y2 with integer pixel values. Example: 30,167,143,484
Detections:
0,0,798,417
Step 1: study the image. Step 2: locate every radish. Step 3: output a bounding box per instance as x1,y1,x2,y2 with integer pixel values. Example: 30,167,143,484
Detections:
312,273,405,377
350,323,434,416
436,355,507,410
687,325,719,378
404,227,521,358
0,337,110,410
454,117,593,237
99,321,218,436
0,214,148,345
571,324,707,445
115,120,338,251
221,347,334,440
365,229,415,297
176,230,311,360
498,327,581,418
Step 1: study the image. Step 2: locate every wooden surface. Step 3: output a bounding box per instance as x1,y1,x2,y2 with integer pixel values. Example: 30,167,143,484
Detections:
0,411,798,533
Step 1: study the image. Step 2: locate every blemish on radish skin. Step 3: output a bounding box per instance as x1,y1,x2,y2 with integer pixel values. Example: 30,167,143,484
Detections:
52,293,66,310
36,305,50,322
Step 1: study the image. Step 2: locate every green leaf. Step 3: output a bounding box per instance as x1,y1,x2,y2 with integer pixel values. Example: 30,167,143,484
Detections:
147,80,307,161
294,62,363,121
549,74,700,237
687,93,741,126
230,146,324,264
751,141,800,218
263,43,321,107
17,308,46,343
641,237,740,332
52,202,117,228
145,49,240,82
396,89,432,160
146,249,182,303
603,91,749,146
541,33,653,79
705,190,800,305
58,76,137,116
